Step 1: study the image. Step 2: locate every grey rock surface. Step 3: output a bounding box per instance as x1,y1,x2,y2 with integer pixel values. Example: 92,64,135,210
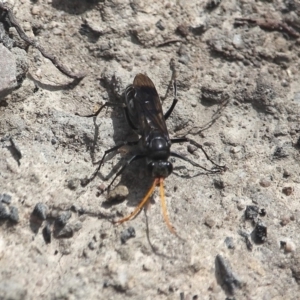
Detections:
1,1,300,299
0,44,17,98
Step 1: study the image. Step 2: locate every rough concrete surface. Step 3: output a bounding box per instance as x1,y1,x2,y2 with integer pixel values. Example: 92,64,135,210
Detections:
1,0,300,299
0,44,17,98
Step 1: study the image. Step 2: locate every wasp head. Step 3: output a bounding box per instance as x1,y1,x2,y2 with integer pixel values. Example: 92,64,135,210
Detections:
147,160,173,178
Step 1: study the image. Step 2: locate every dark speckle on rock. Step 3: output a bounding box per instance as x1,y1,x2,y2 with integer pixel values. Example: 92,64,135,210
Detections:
67,179,78,190
88,241,96,250
32,203,48,220
0,203,10,220
253,219,267,244
0,193,12,205
120,226,136,244
215,254,241,296
176,24,189,37
55,211,72,227
43,223,51,244
245,205,259,221
213,179,225,189
273,146,289,159
9,206,19,223
224,237,235,249
206,0,222,9
282,187,293,196
56,221,82,239
155,20,165,31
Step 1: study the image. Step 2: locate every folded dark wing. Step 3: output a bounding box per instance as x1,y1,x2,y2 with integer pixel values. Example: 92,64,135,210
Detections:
133,74,169,140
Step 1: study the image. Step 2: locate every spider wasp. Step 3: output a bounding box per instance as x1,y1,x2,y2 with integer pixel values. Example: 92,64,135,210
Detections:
79,69,225,233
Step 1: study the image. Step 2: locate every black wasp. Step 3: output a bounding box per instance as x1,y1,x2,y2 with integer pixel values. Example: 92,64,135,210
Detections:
79,72,225,233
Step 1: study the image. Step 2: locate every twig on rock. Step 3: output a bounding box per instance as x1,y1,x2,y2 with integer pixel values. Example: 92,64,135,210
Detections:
235,17,300,39
0,3,86,80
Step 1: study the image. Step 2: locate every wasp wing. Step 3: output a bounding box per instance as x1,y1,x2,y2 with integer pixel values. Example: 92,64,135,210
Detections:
133,74,170,141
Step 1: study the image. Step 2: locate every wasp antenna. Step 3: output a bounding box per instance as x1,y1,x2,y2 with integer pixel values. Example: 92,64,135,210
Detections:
159,178,176,234
114,179,158,225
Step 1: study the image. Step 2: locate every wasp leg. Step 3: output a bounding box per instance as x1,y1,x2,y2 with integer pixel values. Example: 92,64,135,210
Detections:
171,138,225,170
164,98,178,120
170,151,217,172
164,69,178,120
81,141,140,186
170,138,187,144
170,151,225,174
187,138,226,170
103,154,145,192
124,85,139,131
75,102,126,118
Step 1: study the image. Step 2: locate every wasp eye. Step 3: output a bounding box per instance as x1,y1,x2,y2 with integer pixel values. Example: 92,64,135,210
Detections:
166,161,173,175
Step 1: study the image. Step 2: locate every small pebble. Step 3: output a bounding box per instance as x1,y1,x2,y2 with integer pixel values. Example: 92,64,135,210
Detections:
281,240,296,253
204,216,215,228
215,254,241,296
259,208,266,217
280,215,290,226
88,241,96,250
245,205,259,220
213,179,225,189
273,147,289,158
224,237,235,249
120,226,136,244
59,240,72,255
189,261,201,274
245,235,253,251
178,53,190,65
0,203,10,220
176,24,189,37
9,206,19,223
155,19,165,31
55,211,72,227
282,187,293,196
239,230,253,251
67,179,78,190
187,144,197,154
191,100,197,107
259,178,271,187
56,221,82,238
254,219,267,244
230,146,242,154
52,28,63,35
234,197,246,211
0,193,12,204
72,220,83,232
56,224,74,238
107,185,129,202
43,223,51,244
31,5,41,15
70,204,84,214
232,34,244,49
32,203,48,220
48,209,59,219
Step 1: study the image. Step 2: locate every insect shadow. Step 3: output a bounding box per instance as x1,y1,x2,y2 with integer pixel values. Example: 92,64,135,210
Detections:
77,69,225,234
